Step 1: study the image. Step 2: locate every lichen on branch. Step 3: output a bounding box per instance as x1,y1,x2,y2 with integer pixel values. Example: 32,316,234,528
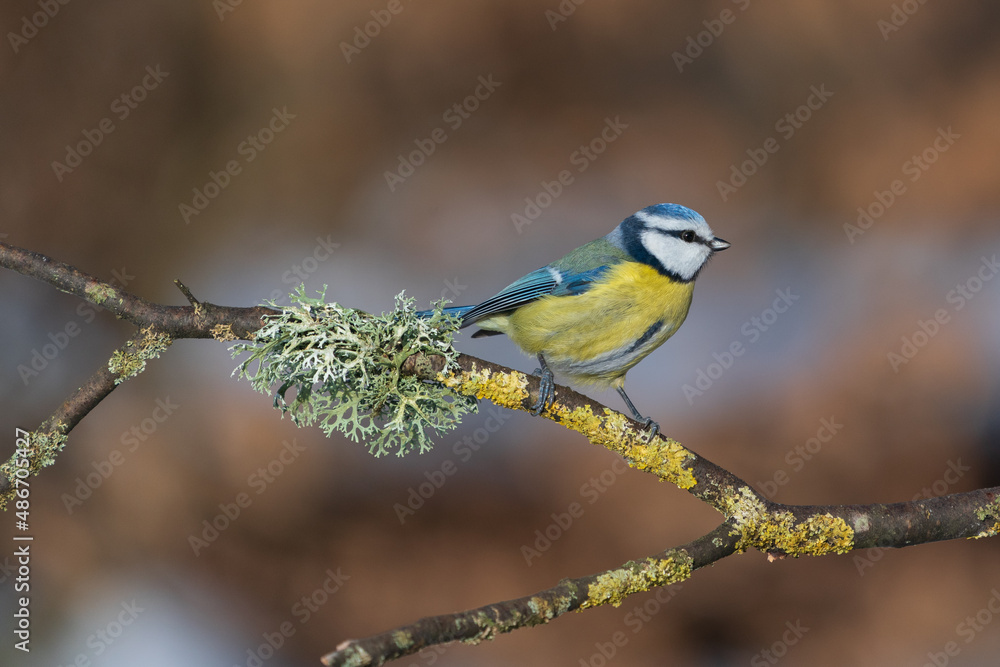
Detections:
231,286,477,457
108,326,172,384
0,427,69,510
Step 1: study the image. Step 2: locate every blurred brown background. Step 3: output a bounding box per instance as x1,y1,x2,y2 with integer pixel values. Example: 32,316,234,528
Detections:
2,1,1000,665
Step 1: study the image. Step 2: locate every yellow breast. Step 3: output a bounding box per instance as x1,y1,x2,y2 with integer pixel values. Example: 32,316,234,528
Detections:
480,262,695,387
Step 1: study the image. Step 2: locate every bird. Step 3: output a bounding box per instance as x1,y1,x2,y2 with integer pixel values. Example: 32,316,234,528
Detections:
422,203,729,436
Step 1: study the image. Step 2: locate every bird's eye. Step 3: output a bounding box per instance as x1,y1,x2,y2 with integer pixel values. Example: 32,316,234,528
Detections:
680,230,696,243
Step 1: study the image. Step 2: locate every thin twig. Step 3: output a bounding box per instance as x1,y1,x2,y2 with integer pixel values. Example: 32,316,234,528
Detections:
0,241,274,338
173,279,200,306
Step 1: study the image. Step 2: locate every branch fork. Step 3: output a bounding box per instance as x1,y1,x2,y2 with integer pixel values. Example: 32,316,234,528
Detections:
1,239,996,667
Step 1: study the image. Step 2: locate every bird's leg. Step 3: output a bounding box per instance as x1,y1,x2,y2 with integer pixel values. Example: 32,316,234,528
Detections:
530,354,556,416
616,385,659,440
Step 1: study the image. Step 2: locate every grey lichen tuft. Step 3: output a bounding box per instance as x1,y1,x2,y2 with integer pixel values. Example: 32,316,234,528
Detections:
231,286,477,457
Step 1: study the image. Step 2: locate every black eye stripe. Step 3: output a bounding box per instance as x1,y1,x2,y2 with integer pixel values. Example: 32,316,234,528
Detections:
654,228,706,244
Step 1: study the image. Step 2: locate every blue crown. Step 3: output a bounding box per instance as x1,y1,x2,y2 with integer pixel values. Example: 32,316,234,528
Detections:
644,203,705,223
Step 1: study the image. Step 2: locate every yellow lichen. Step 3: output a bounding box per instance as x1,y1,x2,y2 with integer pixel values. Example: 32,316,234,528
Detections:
761,512,854,556
720,486,770,532
437,366,530,410
0,425,70,510
974,497,1000,522
554,403,606,436
547,402,697,489
627,437,697,487
972,499,1000,539
437,365,855,558
210,323,238,342
719,486,854,556
972,522,1000,539
583,554,693,609
108,327,172,384
439,368,698,489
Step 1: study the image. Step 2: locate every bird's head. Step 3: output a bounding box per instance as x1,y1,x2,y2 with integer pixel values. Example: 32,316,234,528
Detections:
610,203,730,282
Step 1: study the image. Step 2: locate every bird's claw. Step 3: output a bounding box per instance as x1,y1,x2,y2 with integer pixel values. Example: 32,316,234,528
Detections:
530,359,555,416
641,417,660,441
615,385,659,440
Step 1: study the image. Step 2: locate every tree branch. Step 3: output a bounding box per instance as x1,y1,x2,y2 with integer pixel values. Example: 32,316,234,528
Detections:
320,487,1000,666
0,241,275,507
0,241,274,339
0,329,138,501
322,521,744,667
3,240,998,667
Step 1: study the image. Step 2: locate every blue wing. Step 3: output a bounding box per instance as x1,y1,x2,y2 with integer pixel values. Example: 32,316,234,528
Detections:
457,265,610,327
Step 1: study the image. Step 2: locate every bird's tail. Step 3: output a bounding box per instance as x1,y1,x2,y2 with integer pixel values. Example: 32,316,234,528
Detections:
416,305,474,327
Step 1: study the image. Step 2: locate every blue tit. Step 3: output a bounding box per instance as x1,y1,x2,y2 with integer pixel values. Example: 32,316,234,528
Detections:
424,203,729,435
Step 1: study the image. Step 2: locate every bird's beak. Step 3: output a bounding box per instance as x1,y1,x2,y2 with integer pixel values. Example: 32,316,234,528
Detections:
710,237,731,252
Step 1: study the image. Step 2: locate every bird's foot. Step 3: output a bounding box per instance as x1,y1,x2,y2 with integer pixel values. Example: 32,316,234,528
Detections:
530,356,555,416
640,417,660,441
615,385,659,441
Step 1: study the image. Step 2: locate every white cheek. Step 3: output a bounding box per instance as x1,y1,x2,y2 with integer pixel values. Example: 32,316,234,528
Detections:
641,231,709,280
641,232,676,266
